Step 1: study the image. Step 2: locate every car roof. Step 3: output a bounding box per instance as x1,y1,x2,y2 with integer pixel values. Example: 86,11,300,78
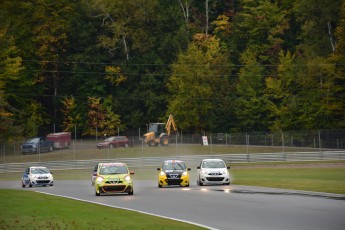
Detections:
99,162,126,166
202,159,224,162
164,160,185,163
30,166,48,169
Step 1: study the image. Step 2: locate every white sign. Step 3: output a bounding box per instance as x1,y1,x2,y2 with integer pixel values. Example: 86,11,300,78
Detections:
202,136,208,146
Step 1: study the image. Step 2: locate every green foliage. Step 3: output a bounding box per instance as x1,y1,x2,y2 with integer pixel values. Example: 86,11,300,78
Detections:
0,0,344,138
61,97,82,133
235,48,269,131
167,34,231,132
234,0,290,62
83,97,122,136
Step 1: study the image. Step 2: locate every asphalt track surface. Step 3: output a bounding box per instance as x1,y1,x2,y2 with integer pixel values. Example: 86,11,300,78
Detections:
1,180,345,230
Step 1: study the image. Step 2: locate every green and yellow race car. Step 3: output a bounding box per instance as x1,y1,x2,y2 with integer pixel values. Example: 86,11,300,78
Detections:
95,162,134,196
157,160,191,188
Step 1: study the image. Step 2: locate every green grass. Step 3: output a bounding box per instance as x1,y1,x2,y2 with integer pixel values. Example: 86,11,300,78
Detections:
232,167,345,194
0,189,204,230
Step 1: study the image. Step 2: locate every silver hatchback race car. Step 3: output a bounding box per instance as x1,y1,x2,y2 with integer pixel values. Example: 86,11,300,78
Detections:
22,166,54,187
197,159,230,186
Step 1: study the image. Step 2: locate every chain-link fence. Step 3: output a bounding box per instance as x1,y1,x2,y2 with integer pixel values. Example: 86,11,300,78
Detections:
0,129,344,164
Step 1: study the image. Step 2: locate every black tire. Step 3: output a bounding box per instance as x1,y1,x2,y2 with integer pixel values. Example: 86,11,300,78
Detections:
96,190,100,196
29,180,32,188
198,178,203,186
160,136,169,146
148,140,155,147
22,182,25,188
158,183,162,188
128,189,134,195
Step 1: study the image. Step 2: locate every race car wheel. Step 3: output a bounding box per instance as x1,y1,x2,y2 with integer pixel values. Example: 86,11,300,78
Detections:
29,180,32,188
22,183,25,188
198,177,203,186
158,183,162,188
128,189,134,195
95,190,100,196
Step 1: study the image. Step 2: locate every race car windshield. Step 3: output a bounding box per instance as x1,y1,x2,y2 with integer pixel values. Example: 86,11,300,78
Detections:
202,161,226,168
100,165,128,175
162,162,186,170
31,168,50,174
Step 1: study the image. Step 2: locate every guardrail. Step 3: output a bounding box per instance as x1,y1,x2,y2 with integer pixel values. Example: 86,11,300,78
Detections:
1,151,344,173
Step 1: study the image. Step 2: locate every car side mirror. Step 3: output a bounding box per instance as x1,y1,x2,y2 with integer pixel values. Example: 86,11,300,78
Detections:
197,166,200,169
130,171,135,175
157,168,161,171
187,168,191,171
227,166,230,169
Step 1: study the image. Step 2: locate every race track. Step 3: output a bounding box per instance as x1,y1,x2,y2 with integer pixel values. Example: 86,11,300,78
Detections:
1,179,345,230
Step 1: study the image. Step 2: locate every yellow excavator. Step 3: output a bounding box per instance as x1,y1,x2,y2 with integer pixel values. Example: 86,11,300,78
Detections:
143,114,178,147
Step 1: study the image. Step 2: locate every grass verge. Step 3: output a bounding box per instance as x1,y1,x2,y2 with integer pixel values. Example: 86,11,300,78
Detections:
0,189,204,229
231,167,345,194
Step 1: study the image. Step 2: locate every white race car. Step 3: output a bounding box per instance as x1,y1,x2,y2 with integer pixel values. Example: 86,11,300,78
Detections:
22,166,54,187
197,159,230,186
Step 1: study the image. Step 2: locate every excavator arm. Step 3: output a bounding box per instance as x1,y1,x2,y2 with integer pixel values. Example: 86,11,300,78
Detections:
165,114,177,136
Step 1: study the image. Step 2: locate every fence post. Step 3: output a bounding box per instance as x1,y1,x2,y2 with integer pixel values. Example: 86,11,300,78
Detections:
319,130,323,159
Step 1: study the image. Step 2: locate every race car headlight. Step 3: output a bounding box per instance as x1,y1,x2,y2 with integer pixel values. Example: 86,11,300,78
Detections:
124,175,131,181
159,171,166,176
222,169,229,175
96,177,104,183
201,169,208,175
182,171,188,176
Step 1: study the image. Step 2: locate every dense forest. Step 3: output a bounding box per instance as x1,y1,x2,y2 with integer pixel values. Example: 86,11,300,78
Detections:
1,0,344,140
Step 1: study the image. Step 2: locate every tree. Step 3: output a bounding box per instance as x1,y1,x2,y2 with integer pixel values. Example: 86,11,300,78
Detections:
84,97,122,137
167,34,231,132
266,51,337,130
0,27,25,139
92,0,158,60
328,1,345,128
234,0,290,63
294,0,342,57
61,97,82,134
234,48,269,131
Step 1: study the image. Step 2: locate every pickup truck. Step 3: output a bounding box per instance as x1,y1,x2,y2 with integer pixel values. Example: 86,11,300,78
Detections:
21,137,54,154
